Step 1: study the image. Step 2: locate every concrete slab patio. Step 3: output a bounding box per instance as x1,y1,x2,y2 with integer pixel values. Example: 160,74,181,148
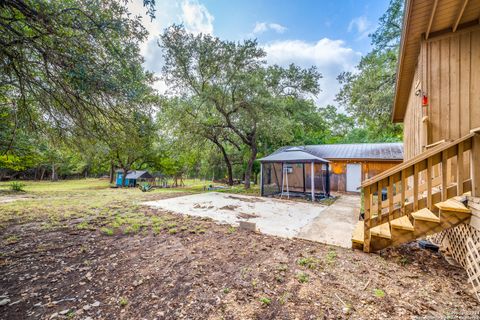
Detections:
296,194,360,248
143,192,359,247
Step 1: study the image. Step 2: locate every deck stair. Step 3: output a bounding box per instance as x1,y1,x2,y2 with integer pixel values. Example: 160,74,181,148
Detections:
353,132,480,252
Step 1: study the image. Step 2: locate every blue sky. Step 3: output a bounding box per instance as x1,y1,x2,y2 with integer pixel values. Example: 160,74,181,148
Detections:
128,0,390,108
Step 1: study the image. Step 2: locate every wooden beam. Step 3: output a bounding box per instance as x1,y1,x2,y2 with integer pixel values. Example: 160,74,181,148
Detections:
426,0,439,40
362,132,474,187
453,0,470,32
413,163,419,211
457,142,464,195
442,151,448,201
388,176,394,220
363,185,371,253
401,169,406,215
471,134,480,197
377,180,382,218
427,157,432,210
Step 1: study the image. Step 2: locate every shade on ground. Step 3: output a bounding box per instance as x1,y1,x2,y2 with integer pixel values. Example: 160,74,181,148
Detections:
296,194,360,248
143,192,359,247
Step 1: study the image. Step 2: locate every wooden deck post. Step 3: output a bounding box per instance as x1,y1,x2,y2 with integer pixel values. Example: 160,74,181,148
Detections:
442,151,448,201
471,134,480,197
457,142,464,195
363,185,371,253
388,176,393,220
413,163,419,211
427,157,433,210
401,169,406,216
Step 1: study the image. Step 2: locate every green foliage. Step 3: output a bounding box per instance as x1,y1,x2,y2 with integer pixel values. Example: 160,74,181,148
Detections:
101,227,114,236
325,249,337,264
9,181,25,192
161,25,322,188
297,257,320,270
138,183,153,192
373,289,386,298
259,297,272,306
296,272,309,283
336,0,404,142
118,297,128,307
1,0,153,138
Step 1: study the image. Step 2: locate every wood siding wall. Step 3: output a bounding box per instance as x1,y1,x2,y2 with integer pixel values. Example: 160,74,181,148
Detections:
329,160,401,193
403,28,480,160
403,64,424,160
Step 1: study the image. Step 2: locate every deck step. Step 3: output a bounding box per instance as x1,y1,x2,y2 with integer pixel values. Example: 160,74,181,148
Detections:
412,208,440,223
352,221,364,244
370,222,391,239
390,215,414,231
435,199,471,213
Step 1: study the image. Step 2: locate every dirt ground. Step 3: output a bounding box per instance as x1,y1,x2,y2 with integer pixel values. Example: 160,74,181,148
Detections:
1,180,480,319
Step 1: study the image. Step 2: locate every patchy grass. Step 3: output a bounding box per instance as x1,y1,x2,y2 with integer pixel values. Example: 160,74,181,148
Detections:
259,297,272,306
1,179,479,319
297,256,321,270
118,297,128,307
0,179,217,235
374,289,386,298
296,272,309,283
4,234,20,245
325,249,337,264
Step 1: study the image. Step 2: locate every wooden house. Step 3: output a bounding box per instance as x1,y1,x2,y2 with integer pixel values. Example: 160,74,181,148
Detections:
353,0,480,299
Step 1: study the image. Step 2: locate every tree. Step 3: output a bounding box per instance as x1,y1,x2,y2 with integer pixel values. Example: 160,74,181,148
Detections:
160,26,321,188
162,96,241,186
1,0,152,141
106,111,156,187
336,0,404,142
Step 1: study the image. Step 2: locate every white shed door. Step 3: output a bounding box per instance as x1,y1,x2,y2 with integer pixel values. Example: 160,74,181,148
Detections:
346,164,362,192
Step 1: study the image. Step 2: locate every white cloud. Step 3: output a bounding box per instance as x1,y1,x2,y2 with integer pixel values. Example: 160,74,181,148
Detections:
253,22,287,35
180,0,214,35
348,16,373,40
263,39,361,107
126,0,215,94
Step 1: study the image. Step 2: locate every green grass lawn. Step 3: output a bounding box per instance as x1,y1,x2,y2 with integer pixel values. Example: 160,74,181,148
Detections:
0,178,260,235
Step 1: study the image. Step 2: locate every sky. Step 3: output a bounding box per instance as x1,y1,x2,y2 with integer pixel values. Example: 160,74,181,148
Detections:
127,0,390,108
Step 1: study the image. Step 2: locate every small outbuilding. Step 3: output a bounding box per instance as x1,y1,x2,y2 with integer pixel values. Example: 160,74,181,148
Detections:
263,143,403,194
258,147,331,201
115,170,154,187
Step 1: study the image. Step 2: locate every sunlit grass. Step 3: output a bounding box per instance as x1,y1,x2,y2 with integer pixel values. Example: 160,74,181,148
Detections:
0,178,261,235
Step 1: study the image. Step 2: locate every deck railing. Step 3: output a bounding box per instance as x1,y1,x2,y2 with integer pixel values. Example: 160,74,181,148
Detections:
361,130,480,252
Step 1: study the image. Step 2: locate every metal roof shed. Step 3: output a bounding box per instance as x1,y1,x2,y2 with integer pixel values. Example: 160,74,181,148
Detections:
258,148,330,201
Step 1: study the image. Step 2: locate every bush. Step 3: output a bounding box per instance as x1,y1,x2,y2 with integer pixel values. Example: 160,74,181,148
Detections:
10,181,25,192
138,183,152,192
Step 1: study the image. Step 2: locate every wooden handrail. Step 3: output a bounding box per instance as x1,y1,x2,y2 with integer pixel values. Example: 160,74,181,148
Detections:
362,132,475,187
362,131,479,253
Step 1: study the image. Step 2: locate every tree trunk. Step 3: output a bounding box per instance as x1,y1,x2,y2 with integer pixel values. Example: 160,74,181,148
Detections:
121,168,128,187
213,140,234,186
40,167,46,180
244,144,257,189
109,160,115,184
51,163,57,181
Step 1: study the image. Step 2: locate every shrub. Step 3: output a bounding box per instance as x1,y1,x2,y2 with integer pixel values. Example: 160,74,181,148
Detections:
296,272,309,283
10,181,25,192
374,289,385,298
259,297,271,306
118,297,128,307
